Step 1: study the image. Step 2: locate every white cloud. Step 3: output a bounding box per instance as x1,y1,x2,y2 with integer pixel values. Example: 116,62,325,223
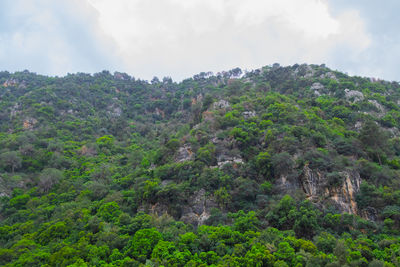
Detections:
228,0,339,38
0,0,381,80
88,0,371,80
0,0,118,75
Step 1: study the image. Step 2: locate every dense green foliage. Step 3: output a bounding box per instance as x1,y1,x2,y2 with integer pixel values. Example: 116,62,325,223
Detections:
1,65,400,266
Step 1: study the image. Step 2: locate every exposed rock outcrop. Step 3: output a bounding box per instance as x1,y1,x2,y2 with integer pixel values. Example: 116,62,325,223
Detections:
108,106,122,117
327,171,361,214
216,155,243,167
242,111,256,119
0,176,10,198
300,165,361,214
345,89,364,102
23,117,38,130
311,82,325,96
354,121,363,131
10,103,20,117
180,189,218,226
320,72,338,81
368,100,385,113
3,79,18,87
213,99,230,109
139,189,218,226
176,144,193,162
294,64,315,78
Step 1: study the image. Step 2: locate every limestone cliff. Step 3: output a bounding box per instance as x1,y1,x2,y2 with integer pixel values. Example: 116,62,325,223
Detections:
300,164,361,214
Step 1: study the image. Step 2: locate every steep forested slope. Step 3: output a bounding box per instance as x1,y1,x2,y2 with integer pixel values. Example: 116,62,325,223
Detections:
1,64,400,266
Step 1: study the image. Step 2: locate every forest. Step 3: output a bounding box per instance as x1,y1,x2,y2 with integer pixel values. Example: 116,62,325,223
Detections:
0,64,400,266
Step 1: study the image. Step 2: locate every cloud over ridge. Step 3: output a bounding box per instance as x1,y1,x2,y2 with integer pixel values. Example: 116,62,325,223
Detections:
0,0,397,81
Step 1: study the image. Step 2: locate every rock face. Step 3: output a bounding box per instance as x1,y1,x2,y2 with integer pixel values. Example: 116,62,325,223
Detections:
311,82,325,96
345,89,364,102
10,103,20,117
275,174,300,192
108,106,122,117
213,100,230,109
139,189,218,226
23,117,38,130
176,144,194,162
216,156,243,167
354,121,363,131
368,100,385,113
3,79,18,87
294,64,315,78
180,189,218,226
300,165,361,214
242,111,256,119
0,176,10,198
319,72,338,81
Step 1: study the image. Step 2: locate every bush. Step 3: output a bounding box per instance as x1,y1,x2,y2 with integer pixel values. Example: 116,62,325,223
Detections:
326,172,344,187
98,202,122,222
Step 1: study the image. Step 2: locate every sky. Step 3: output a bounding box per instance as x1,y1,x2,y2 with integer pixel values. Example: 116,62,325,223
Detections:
0,0,398,81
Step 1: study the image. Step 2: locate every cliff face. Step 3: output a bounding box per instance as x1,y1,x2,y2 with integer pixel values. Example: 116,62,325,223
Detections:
300,165,361,214
175,165,364,225
139,189,218,226
180,189,218,226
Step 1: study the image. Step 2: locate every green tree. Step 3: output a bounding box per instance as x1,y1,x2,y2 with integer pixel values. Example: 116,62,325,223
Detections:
274,242,295,265
196,143,216,166
125,228,162,263
271,152,294,177
38,168,63,193
231,210,260,232
98,201,122,223
266,195,296,230
214,187,232,208
359,120,389,164
332,240,348,266
255,151,272,178
151,240,178,266
0,151,21,173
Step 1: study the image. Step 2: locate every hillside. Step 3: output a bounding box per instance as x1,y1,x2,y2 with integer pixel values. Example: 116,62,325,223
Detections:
1,64,400,266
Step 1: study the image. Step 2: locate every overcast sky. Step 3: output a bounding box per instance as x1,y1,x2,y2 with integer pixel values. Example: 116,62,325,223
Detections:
0,0,398,81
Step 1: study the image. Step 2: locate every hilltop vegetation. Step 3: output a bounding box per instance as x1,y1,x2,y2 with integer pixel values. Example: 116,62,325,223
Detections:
1,64,400,266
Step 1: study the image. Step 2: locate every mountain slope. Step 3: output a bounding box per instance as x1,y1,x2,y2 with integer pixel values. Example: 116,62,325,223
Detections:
1,64,400,266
